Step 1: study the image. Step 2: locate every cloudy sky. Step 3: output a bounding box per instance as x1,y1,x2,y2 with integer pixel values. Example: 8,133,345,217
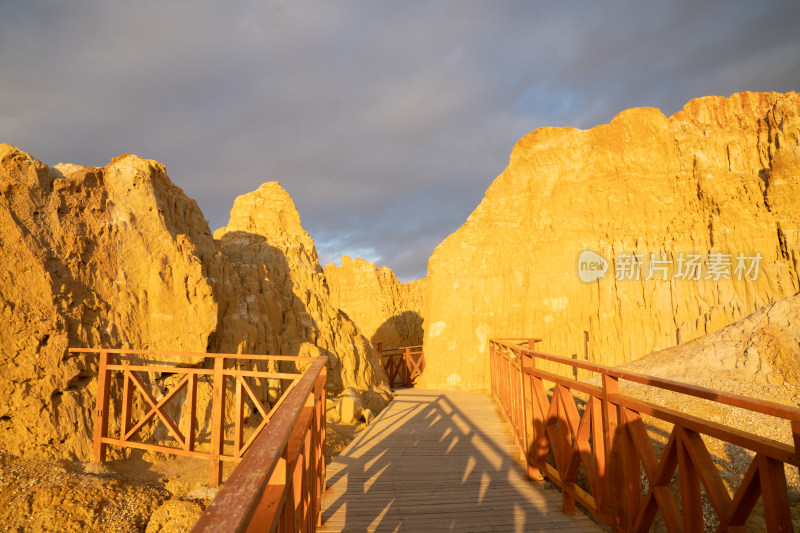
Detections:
2,1,798,280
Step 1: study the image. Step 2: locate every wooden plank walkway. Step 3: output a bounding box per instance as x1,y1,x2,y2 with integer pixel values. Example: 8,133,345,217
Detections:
319,389,603,532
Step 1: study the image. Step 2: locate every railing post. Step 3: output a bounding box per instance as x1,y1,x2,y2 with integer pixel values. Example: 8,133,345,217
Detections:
209,356,226,486
518,351,528,464
504,348,511,417
93,350,111,463
285,459,292,530
489,342,496,400
185,373,197,452
555,384,576,514
120,366,133,441
590,394,609,517
527,351,544,481
400,347,406,386
316,368,327,527
234,374,243,458
509,351,517,439
405,347,412,386
500,347,506,410
298,394,313,527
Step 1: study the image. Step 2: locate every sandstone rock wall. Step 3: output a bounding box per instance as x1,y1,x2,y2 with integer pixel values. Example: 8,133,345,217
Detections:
0,145,218,459
420,91,800,391
0,146,388,461
212,183,390,405
325,256,425,348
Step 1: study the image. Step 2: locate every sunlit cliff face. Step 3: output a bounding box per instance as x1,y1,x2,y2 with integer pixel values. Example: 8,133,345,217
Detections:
420,91,800,391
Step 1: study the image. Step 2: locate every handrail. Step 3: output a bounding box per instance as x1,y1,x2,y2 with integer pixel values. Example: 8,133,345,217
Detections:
493,337,543,344
72,348,325,486
489,338,800,532
509,344,800,421
69,348,305,361
191,356,327,532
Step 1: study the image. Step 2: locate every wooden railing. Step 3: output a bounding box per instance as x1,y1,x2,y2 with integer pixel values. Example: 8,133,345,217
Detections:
374,344,424,388
489,338,800,532
192,356,327,532
70,348,326,487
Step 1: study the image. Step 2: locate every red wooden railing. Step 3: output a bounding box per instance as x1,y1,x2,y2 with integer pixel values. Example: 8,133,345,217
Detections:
71,348,326,488
192,356,327,532
490,338,800,532
374,343,424,388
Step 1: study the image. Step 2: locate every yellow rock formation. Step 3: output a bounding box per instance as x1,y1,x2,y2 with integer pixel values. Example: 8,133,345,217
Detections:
213,183,390,405
0,145,218,460
0,147,389,461
325,256,425,348
420,91,800,391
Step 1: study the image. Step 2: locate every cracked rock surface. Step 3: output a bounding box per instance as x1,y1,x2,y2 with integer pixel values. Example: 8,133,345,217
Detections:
421,91,800,391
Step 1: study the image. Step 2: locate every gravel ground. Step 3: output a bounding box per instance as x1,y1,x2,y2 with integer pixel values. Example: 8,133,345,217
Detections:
0,422,363,533
0,452,168,532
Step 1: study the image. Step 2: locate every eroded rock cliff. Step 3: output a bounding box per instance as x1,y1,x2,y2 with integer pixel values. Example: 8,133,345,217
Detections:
0,146,389,461
213,183,390,406
325,256,425,348
0,144,218,460
420,91,800,391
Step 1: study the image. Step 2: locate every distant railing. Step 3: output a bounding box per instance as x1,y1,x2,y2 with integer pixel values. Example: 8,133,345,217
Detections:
374,344,424,388
70,348,326,487
489,338,800,532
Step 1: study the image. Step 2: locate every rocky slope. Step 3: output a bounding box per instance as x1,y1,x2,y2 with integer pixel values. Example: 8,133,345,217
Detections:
0,145,389,462
0,452,171,533
420,91,800,391
325,255,425,348
621,291,800,389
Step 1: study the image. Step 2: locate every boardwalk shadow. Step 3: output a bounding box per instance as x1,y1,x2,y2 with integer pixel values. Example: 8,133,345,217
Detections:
321,390,599,532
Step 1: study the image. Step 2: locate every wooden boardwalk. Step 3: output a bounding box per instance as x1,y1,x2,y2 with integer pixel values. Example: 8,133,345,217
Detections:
319,389,603,533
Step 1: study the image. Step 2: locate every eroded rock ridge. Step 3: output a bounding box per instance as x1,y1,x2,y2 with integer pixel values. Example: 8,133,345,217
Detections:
325,256,425,349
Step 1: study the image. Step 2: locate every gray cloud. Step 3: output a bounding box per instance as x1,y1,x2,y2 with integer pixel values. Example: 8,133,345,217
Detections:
2,1,799,281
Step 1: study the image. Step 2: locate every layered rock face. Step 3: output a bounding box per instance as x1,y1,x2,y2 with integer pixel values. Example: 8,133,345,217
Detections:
212,183,390,404
0,146,388,461
420,91,800,391
325,256,425,348
0,144,218,459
